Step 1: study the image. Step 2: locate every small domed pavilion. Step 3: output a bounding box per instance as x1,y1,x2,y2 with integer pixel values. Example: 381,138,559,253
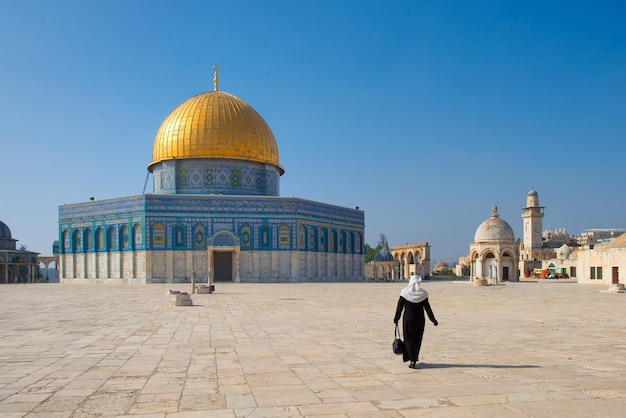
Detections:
468,205,519,284
369,241,397,281
0,220,40,283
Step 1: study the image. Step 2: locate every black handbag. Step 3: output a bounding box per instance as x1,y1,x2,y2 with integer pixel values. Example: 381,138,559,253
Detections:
393,323,404,355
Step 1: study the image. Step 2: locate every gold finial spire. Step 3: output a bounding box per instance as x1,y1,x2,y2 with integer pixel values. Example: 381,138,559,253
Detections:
212,64,220,91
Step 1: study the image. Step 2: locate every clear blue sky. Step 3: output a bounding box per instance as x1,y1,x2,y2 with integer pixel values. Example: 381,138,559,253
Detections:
1,0,624,262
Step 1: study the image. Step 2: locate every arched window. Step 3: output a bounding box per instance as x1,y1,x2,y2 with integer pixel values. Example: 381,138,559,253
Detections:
192,224,206,249
84,228,92,252
259,224,271,249
96,227,104,251
308,228,317,251
348,232,354,253
73,230,82,253
152,223,166,248
408,253,414,264
319,228,327,252
298,225,306,250
278,224,290,248
133,224,142,250
62,230,70,253
120,225,129,250
173,224,185,248
107,226,116,251
339,231,346,253
240,224,253,249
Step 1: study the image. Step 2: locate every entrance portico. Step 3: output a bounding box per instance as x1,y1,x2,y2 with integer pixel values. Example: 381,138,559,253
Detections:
207,231,240,283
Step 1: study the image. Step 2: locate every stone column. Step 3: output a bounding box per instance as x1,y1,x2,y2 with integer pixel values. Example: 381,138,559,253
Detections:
206,248,213,285
234,248,240,283
475,258,483,280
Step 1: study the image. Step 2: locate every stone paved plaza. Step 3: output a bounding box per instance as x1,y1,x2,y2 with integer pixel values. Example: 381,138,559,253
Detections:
0,280,625,417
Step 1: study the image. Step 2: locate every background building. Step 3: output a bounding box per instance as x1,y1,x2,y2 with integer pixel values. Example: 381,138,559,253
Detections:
467,205,520,284
390,242,431,280
457,189,625,287
0,220,40,283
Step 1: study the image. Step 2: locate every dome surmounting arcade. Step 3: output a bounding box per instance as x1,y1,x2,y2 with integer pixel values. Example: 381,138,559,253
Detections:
148,65,284,196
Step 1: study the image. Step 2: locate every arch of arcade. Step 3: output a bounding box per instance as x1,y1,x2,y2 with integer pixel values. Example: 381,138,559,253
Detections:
391,242,431,280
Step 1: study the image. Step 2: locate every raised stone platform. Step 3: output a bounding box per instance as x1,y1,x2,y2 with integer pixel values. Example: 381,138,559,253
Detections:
196,284,215,294
167,290,193,306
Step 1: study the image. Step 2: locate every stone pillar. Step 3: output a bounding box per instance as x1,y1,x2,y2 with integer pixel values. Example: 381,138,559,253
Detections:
206,248,213,285
165,250,174,283
475,259,483,280
234,248,240,283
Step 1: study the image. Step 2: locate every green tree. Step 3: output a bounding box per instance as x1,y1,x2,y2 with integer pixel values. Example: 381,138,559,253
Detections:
364,233,388,263
364,243,379,263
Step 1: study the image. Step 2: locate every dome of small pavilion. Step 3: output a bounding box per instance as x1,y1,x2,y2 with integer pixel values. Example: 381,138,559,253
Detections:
474,205,515,242
0,220,17,251
373,247,394,262
557,243,573,259
434,260,448,270
0,220,12,239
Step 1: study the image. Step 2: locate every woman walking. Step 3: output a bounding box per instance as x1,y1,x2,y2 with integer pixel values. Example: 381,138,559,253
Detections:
394,275,438,369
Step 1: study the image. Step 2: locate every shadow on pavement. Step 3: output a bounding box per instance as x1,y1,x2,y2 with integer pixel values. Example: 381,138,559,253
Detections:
417,363,540,369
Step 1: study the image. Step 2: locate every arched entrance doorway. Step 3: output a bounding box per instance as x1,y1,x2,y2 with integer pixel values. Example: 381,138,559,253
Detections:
213,251,233,282
207,231,240,283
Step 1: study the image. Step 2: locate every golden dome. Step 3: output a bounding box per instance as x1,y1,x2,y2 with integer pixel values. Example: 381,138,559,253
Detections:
149,90,283,174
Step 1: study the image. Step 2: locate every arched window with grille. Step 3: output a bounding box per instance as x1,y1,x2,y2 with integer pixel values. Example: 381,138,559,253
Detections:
107,226,116,251
259,224,271,249
152,223,166,249
84,228,92,252
240,224,253,249
298,225,306,250
192,224,205,249
173,224,186,248
73,230,82,253
133,224,142,250
308,227,317,251
120,225,130,250
278,224,290,249
96,227,104,251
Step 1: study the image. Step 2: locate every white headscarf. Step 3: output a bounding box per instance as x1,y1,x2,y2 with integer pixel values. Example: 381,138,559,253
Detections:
400,275,428,303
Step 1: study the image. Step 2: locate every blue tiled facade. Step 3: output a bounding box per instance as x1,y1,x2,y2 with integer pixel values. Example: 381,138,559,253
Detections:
58,193,365,282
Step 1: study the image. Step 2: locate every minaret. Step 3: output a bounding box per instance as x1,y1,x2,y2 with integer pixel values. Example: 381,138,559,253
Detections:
521,189,544,251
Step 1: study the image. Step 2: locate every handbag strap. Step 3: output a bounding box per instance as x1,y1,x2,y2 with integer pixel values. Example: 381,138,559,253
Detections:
395,323,400,338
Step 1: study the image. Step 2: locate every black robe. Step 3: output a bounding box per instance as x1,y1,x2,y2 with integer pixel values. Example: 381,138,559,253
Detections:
394,296,437,362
